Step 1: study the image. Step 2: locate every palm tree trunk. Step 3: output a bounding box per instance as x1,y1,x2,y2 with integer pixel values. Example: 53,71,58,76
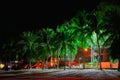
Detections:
83,57,85,69
56,50,59,69
64,53,66,70
49,46,53,68
43,58,46,70
81,36,85,69
118,59,120,71
57,55,59,69
69,62,71,69
46,57,49,69
69,53,72,69
110,61,112,69
29,47,32,69
97,36,102,70
29,61,32,69
110,58,113,69
57,45,61,69
64,46,66,70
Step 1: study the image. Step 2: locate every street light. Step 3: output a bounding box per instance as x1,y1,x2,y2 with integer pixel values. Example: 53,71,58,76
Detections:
84,48,88,52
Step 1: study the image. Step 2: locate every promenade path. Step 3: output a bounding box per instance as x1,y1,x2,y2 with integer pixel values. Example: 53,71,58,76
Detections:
0,69,120,80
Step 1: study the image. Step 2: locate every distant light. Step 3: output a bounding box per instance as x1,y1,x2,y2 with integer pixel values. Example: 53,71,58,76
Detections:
0,64,5,69
84,48,88,52
15,60,18,63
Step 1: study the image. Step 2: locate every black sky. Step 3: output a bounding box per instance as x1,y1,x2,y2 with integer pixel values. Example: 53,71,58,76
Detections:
0,0,100,41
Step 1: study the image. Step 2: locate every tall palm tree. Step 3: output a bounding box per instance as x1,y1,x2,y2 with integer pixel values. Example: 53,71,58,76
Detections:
69,11,92,69
101,7,120,71
37,28,56,69
85,16,100,69
56,23,77,70
96,1,120,71
18,31,39,69
69,10,109,70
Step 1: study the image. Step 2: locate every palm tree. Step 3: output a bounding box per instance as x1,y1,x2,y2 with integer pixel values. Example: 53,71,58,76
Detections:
96,1,120,71
69,11,92,69
101,7,120,71
37,28,56,69
18,31,39,69
53,31,63,69
69,10,109,70
56,23,77,70
84,10,110,70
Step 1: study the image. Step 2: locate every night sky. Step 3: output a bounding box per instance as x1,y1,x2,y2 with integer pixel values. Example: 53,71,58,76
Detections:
0,0,100,42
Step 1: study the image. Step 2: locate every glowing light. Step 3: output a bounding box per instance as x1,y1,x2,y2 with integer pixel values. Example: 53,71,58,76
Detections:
84,48,88,52
0,64,5,69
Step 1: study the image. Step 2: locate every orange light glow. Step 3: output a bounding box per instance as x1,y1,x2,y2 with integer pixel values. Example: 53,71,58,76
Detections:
84,48,88,52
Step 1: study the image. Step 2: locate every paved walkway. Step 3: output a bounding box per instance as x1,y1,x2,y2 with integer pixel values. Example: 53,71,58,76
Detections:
0,69,120,80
